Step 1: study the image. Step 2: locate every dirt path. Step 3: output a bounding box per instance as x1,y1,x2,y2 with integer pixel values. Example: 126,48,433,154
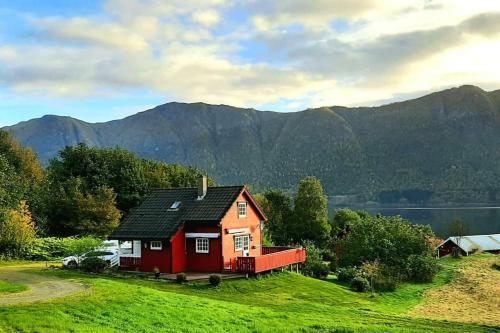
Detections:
409,256,500,326
0,265,87,305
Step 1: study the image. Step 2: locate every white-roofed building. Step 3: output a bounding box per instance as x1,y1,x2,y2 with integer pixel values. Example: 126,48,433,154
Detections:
436,234,500,257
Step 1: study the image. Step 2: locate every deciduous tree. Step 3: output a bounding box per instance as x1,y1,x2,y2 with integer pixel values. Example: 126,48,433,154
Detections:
290,176,331,246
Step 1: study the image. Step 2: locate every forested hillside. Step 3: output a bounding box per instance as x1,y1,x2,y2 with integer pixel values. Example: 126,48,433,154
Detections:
6,85,500,203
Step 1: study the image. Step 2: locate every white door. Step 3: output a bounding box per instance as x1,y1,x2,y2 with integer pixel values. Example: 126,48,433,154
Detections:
243,236,250,256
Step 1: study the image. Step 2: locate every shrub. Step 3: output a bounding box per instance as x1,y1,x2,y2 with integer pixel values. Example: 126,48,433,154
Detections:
302,242,329,279
209,274,222,287
372,277,397,292
337,267,358,283
0,201,36,258
310,262,330,279
25,237,103,260
176,273,187,284
350,276,370,292
405,255,439,283
80,257,107,273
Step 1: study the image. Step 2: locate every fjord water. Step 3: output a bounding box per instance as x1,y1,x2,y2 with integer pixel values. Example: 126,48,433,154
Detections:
332,204,500,238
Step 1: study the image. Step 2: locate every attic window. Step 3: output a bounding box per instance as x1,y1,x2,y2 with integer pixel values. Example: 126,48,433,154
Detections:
238,202,247,218
168,201,182,211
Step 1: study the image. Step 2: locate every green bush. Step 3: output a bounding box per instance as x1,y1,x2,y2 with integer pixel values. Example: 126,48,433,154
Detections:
337,267,358,283
373,277,397,292
350,276,370,292
176,273,187,284
80,257,107,273
302,242,329,279
25,237,103,260
405,255,439,283
310,262,330,279
209,274,222,287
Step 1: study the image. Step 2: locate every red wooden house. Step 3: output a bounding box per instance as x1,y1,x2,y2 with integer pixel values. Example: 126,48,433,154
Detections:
109,177,305,274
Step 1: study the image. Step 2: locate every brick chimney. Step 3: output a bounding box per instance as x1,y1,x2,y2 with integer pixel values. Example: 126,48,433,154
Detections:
197,175,208,200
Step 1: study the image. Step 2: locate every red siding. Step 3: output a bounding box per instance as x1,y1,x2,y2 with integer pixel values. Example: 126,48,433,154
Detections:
171,225,187,273
140,240,171,273
185,225,222,272
221,191,263,271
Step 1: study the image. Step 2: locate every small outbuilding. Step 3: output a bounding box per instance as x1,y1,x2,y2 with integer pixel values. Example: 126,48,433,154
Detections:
436,234,500,257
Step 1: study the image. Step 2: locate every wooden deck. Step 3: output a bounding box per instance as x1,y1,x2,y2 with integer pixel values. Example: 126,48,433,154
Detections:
236,246,306,273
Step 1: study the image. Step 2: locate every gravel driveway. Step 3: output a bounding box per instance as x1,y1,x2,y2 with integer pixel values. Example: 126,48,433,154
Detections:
0,265,87,305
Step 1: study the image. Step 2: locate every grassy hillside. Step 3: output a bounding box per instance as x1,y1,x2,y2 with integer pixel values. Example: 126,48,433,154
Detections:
5,85,500,202
0,256,498,332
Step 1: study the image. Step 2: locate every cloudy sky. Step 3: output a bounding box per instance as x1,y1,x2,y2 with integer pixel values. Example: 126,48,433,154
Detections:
1,0,500,126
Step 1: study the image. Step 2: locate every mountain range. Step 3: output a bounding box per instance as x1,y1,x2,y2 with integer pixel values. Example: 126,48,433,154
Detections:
5,85,500,203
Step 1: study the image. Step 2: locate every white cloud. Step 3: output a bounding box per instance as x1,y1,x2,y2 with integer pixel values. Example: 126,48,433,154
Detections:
0,0,499,111
191,9,220,27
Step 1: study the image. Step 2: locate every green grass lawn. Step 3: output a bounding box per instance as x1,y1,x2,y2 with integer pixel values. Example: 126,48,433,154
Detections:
0,256,498,333
0,280,28,294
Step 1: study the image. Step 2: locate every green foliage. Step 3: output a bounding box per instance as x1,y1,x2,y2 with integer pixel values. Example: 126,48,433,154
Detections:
331,208,362,236
302,242,329,279
0,131,44,223
336,267,358,283
80,257,107,273
44,178,121,236
176,273,187,284
42,143,211,236
47,144,211,213
26,237,103,260
209,274,222,287
337,213,439,285
338,214,435,269
350,276,370,292
290,176,331,246
257,189,293,245
405,255,439,283
0,201,36,258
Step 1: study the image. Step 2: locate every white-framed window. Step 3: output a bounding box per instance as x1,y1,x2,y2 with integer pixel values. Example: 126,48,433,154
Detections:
196,238,209,253
234,236,243,251
238,202,247,218
150,240,162,250
234,235,249,252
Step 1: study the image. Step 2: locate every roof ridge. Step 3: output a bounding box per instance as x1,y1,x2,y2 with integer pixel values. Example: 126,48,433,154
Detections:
151,185,244,191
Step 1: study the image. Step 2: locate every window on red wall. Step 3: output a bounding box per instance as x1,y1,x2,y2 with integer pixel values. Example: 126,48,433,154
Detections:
195,238,209,253
150,241,162,250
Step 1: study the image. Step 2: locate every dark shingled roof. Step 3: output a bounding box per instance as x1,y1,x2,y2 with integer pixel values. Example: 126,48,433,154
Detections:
110,186,244,239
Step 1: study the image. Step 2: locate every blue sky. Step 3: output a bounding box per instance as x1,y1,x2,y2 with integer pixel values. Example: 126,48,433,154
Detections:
1,0,500,126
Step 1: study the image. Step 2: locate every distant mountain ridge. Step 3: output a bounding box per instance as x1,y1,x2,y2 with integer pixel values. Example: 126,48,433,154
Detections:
5,85,500,203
